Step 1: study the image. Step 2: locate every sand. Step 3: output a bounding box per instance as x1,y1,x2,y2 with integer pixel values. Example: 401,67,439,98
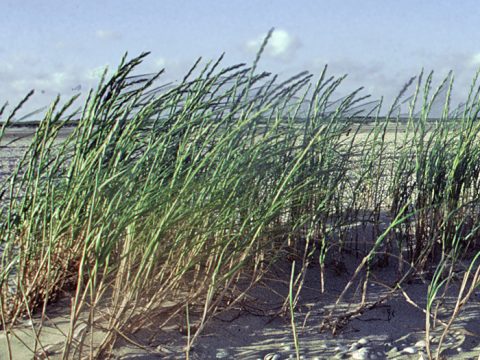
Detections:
2,249,479,360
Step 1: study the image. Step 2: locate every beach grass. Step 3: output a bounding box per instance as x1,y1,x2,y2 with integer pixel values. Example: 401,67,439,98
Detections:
0,42,480,359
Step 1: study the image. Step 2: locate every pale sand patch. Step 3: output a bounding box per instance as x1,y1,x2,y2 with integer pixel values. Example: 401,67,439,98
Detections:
2,250,479,359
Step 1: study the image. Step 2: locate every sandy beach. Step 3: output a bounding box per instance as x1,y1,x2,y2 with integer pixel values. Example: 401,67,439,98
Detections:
2,246,479,360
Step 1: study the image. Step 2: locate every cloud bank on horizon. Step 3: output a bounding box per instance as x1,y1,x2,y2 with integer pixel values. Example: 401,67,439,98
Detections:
2,1,480,116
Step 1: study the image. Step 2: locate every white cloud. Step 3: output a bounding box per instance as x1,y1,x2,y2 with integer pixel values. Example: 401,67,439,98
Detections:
51,72,69,86
14,72,74,94
470,53,480,67
10,79,28,92
85,65,111,80
155,57,166,68
0,53,128,116
96,29,122,41
143,56,189,81
0,53,180,116
246,29,301,60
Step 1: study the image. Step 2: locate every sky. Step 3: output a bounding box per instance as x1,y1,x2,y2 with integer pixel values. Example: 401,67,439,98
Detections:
2,0,480,116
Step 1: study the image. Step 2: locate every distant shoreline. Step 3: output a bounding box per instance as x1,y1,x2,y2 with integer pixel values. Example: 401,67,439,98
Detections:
0,116,470,128
0,121,79,128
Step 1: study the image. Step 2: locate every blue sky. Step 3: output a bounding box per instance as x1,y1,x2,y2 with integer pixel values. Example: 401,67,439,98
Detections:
2,1,480,114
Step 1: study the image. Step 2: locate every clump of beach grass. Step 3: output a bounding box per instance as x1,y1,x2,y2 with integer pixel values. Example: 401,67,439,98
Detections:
0,42,368,358
0,35,480,359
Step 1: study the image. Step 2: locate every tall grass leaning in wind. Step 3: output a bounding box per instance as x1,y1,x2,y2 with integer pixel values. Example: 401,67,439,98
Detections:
1,38,480,358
